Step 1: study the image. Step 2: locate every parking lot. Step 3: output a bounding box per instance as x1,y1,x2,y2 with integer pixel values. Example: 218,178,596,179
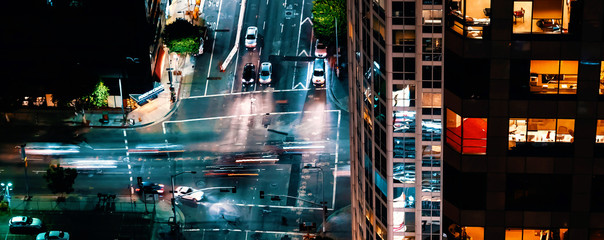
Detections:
0,210,152,239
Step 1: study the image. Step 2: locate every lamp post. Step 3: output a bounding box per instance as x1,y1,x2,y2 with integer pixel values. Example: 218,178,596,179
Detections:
303,165,326,235
123,57,140,124
1,182,12,208
18,145,31,201
170,171,197,236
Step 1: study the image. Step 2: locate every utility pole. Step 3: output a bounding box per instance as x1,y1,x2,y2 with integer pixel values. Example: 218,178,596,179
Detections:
19,145,32,201
264,193,328,236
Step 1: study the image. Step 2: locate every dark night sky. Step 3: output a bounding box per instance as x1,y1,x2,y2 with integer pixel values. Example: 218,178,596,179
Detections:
0,0,153,101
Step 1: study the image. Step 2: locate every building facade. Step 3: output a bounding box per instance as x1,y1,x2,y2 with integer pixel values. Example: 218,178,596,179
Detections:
443,0,604,239
347,0,444,239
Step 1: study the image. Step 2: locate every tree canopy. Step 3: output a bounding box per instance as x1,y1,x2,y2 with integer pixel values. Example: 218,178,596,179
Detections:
83,80,110,108
43,164,78,197
163,19,203,54
312,0,346,45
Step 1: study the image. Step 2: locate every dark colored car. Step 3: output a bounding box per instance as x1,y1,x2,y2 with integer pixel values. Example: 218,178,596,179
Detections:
242,63,255,84
136,182,165,194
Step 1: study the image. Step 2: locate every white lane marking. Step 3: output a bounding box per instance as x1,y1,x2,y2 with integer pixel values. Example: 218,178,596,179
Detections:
206,0,224,95
164,109,339,124
305,61,311,88
192,228,316,236
259,47,262,56
333,110,341,208
263,21,266,30
123,130,127,137
186,87,325,99
280,23,284,33
231,43,241,94
291,62,297,88
92,148,127,151
266,0,269,5
233,203,332,211
295,0,305,54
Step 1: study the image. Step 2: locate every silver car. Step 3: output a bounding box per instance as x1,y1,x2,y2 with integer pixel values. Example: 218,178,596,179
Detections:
36,231,70,240
245,26,258,48
9,216,42,233
258,62,272,84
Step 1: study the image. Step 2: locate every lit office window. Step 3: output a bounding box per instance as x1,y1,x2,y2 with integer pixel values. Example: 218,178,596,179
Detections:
529,60,578,94
597,120,604,143
393,30,415,53
450,227,484,240
422,10,442,25
448,0,490,39
509,118,575,149
445,109,487,155
512,0,575,34
393,187,415,208
600,61,604,95
505,228,568,240
393,162,415,184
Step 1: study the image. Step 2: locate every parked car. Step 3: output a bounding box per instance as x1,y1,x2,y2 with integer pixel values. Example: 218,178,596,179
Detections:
136,182,165,194
314,39,327,58
174,186,195,197
9,216,43,233
245,26,258,48
258,62,272,84
36,231,69,240
242,63,256,85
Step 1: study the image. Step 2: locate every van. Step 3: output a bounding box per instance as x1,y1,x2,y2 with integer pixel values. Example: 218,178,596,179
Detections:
312,58,325,87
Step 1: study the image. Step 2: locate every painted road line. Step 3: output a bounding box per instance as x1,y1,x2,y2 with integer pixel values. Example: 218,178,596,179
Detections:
233,203,332,211
207,0,224,92
192,228,313,236
164,109,340,124
186,87,325,99
332,110,341,209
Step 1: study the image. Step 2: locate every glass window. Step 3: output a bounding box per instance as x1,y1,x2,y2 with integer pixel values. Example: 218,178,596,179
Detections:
394,110,416,133
422,171,441,192
393,30,416,53
597,120,604,143
394,137,416,159
393,84,416,107
529,60,578,94
509,118,575,143
422,145,441,167
448,0,490,39
421,38,442,61
513,0,573,34
392,2,415,25
422,119,442,141
422,10,442,25
600,61,604,95
505,228,569,240
421,196,440,217
421,92,441,108
446,109,488,155
393,187,415,208
393,211,415,233
393,162,415,184
461,227,484,240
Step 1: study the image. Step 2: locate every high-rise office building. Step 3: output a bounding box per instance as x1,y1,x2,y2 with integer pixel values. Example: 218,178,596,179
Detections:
347,0,444,239
442,0,604,239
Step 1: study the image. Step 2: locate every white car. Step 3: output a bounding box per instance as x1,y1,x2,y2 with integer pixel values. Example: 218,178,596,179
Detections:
245,26,258,48
312,58,326,87
174,186,195,197
36,231,70,240
258,62,272,84
315,39,327,58
180,190,205,202
9,216,43,233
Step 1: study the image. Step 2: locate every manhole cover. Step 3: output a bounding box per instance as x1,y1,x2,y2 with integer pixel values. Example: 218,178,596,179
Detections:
285,9,294,19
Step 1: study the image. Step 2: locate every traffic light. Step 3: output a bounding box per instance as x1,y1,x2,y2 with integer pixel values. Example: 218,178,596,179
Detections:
137,177,142,186
260,191,265,199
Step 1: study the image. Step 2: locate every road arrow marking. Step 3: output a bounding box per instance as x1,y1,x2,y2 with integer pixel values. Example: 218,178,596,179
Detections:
293,82,307,90
301,17,313,25
298,50,309,57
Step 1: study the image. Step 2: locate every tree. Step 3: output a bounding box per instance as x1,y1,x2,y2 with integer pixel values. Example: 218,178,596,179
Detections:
312,0,346,45
163,19,203,54
83,80,109,108
43,164,78,199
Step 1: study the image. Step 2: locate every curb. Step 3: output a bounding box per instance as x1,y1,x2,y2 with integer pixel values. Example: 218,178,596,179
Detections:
327,67,349,113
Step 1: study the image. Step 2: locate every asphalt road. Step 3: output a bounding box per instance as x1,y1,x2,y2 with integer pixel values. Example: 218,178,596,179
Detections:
0,0,350,238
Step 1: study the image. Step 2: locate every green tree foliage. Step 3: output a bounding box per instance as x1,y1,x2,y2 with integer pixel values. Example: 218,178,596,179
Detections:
163,19,203,54
83,80,109,108
312,0,346,45
43,164,78,197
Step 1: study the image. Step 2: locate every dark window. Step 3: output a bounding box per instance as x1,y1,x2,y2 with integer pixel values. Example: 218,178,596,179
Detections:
506,174,571,211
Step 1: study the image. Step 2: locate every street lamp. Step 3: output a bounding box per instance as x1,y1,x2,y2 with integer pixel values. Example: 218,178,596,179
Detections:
1,182,13,208
303,165,326,235
170,171,197,235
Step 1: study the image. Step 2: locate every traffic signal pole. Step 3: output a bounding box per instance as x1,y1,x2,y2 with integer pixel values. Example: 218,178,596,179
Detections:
264,194,327,235
19,145,32,201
